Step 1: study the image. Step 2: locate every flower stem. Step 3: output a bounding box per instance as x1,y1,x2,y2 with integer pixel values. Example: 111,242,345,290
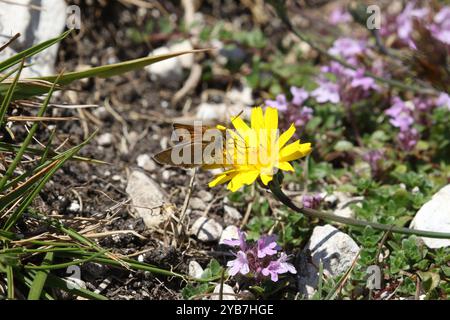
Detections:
268,179,450,239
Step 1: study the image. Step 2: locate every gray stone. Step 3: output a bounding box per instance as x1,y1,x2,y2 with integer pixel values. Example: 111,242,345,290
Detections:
191,217,223,242
212,284,236,300
219,225,239,245
97,133,113,147
410,185,450,248
188,260,204,279
125,170,169,228
136,154,157,172
297,224,360,299
190,197,206,211
0,0,67,77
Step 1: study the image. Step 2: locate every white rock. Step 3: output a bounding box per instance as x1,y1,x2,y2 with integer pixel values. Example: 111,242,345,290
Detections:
191,217,223,242
97,133,113,146
195,101,252,122
212,284,236,300
190,197,206,211
297,224,360,299
410,185,450,248
226,84,254,106
196,102,227,121
65,276,86,290
219,225,239,245
224,205,242,221
188,260,204,279
146,46,182,80
197,190,213,202
125,170,169,228
170,40,194,68
0,0,67,77
68,201,80,213
136,154,156,172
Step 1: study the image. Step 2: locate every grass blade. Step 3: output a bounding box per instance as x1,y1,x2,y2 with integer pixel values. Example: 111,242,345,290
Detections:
27,252,54,300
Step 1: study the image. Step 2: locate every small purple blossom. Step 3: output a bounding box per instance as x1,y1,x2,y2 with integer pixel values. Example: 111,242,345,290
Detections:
431,7,450,45
302,194,323,209
363,150,384,175
398,127,419,152
396,2,429,47
223,230,296,282
257,235,280,258
329,7,352,25
227,251,250,276
350,69,379,91
266,94,288,111
436,92,450,110
311,79,340,104
290,86,309,106
261,253,297,282
223,228,247,251
328,38,366,62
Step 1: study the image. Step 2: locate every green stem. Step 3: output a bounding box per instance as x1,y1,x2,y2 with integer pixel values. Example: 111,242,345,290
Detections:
268,179,450,239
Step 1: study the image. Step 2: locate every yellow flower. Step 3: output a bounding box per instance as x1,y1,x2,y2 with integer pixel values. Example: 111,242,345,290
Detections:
208,106,312,192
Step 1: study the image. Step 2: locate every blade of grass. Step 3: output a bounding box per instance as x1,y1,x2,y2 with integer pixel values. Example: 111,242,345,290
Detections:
0,59,24,127
0,30,72,73
28,252,54,300
0,71,61,190
6,266,15,299
45,273,108,300
37,49,210,84
3,131,96,230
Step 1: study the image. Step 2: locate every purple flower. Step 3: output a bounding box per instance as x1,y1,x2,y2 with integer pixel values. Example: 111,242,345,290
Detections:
223,228,247,251
290,86,309,106
385,98,415,130
363,150,384,174
398,127,419,152
257,235,280,258
277,253,297,274
225,231,296,283
350,69,379,91
302,194,323,209
328,38,366,61
293,106,313,127
261,261,283,282
329,7,352,25
431,7,450,45
436,92,450,110
261,254,296,281
390,113,414,131
396,2,429,47
265,94,288,111
312,79,340,104
227,251,250,276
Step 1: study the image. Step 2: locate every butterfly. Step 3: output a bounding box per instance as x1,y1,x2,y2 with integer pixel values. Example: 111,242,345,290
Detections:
153,112,250,169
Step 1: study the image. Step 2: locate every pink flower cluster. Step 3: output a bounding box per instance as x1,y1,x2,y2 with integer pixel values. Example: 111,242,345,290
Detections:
311,37,379,108
385,97,419,151
265,86,313,127
224,230,296,282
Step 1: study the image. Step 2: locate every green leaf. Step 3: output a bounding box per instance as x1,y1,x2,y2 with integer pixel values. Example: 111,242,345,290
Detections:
28,252,54,300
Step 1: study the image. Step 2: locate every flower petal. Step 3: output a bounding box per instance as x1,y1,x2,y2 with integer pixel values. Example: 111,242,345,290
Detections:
231,115,250,138
264,107,278,131
251,106,264,131
227,170,259,192
279,141,312,162
277,124,296,149
276,161,294,171
260,173,273,185
208,170,237,188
